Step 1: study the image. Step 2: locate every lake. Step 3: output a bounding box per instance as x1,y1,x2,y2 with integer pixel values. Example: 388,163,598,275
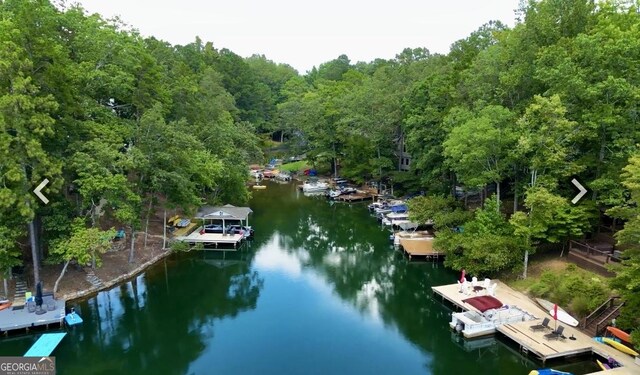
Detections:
0,181,598,374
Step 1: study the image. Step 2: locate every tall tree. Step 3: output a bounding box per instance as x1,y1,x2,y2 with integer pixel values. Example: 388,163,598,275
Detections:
443,105,517,207
608,150,640,343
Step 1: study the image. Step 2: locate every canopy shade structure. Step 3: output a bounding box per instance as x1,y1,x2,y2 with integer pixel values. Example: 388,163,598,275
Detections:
397,222,420,231
195,205,253,221
390,204,408,213
462,296,503,312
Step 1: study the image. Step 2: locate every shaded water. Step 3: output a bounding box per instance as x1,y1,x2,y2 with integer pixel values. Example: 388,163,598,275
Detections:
0,182,599,374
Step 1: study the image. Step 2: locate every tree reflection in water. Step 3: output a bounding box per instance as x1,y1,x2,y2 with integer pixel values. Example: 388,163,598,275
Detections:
56,251,263,375
249,182,531,375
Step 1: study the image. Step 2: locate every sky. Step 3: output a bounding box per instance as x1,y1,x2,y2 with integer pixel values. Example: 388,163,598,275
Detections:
74,0,521,73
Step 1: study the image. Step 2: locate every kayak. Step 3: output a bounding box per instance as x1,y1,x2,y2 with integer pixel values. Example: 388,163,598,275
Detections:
528,369,573,375
607,326,632,343
535,298,579,327
603,337,639,357
596,359,610,371
0,301,11,311
594,336,620,343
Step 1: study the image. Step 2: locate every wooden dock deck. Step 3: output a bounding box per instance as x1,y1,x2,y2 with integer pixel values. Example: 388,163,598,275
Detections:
0,298,65,335
171,221,198,238
432,281,639,373
398,237,443,260
335,191,375,202
177,227,244,250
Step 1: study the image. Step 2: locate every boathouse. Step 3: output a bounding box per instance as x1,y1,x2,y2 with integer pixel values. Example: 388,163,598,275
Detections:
177,205,253,250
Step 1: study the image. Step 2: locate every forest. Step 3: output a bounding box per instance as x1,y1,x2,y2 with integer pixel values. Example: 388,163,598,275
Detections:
0,0,639,341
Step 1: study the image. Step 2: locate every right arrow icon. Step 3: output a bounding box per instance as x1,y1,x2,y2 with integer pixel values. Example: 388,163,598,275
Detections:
571,178,587,204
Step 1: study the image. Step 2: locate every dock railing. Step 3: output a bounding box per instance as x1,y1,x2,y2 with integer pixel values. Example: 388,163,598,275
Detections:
594,301,625,337
570,240,621,264
582,296,621,329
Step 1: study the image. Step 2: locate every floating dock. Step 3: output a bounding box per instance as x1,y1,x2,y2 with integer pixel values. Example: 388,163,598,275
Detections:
432,281,639,373
335,192,375,202
177,229,245,250
397,236,443,260
0,298,65,335
24,332,67,357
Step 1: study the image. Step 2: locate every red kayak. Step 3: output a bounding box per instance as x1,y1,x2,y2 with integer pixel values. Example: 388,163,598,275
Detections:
0,301,12,311
607,326,632,343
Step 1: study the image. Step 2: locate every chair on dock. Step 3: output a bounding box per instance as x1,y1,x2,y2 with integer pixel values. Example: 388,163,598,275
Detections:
488,283,497,296
529,317,550,332
471,276,478,287
544,325,565,340
483,278,491,289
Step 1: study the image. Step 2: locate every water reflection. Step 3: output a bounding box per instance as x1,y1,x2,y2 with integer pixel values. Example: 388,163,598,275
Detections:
0,182,598,374
55,251,263,374
249,182,533,375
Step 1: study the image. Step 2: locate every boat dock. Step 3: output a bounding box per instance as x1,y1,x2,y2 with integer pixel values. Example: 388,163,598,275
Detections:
432,281,639,372
177,229,245,250
175,205,252,250
397,236,443,260
335,191,375,202
0,299,65,335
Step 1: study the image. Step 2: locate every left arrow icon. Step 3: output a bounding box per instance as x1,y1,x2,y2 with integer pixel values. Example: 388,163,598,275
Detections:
34,179,49,205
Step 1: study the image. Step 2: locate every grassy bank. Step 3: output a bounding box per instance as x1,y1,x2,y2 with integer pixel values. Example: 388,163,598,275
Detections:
280,160,310,173
506,254,612,319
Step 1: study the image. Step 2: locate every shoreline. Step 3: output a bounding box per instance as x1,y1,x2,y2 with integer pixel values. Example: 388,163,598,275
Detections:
58,248,174,303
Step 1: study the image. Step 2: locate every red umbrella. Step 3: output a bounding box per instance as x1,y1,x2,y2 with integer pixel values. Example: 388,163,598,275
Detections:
459,269,466,283
553,303,558,331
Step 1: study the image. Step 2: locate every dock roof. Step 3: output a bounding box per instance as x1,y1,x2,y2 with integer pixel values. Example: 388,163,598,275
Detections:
195,205,253,220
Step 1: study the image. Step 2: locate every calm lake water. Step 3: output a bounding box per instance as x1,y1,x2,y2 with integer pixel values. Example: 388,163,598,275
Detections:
0,182,599,374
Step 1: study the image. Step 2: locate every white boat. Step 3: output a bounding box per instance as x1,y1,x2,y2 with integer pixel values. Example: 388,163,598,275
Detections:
535,298,579,327
275,172,292,182
368,201,386,212
382,212,409,226
328,187,357,199
250,169,263,179
302,180,329,193
450,305,535,338
327,189,342,199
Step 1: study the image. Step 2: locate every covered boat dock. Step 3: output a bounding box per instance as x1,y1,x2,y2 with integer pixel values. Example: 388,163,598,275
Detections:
176,205,253,250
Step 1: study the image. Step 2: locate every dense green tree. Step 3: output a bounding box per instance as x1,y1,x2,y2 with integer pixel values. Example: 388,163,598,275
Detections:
443,105,517,206
435,197,527,276
407,195,472,230
49,219,115,294
608,150,640,343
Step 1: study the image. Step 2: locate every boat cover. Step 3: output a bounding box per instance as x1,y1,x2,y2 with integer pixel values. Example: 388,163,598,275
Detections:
391,205,408,213
462,296,503,312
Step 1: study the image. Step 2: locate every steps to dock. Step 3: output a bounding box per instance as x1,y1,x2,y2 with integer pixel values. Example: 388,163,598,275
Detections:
85,270,105,289
12,277,27,310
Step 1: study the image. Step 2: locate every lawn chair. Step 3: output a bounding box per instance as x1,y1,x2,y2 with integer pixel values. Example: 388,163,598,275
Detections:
488,283,497,296
529,317,551,332
544,325,565,340
483,278,491,289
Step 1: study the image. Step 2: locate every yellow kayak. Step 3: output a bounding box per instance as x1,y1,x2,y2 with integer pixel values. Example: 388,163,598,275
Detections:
596,359,610,371
603,337,639,357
